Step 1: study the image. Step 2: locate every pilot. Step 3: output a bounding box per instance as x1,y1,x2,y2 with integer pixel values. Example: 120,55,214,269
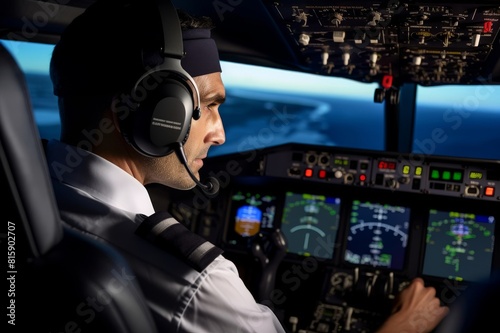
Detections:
45,0,448,332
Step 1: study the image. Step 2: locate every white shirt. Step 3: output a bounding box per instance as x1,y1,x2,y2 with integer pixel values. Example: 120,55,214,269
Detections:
45,139,286,333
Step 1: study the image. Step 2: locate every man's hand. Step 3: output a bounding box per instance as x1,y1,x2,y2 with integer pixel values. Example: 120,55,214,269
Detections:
376,278,449,333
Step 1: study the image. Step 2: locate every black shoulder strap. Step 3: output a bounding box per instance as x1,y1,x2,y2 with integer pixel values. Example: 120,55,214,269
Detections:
135,211,223,272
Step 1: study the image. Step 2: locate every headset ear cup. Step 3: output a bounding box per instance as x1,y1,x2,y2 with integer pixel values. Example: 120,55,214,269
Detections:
127,71,195,157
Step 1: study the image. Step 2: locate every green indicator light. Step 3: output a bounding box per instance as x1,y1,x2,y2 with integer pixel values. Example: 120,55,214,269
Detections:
453,172,462,181
469,171,483,180
415,166,423,176
431,170,440,179
403,165,410,174
442,171,451,180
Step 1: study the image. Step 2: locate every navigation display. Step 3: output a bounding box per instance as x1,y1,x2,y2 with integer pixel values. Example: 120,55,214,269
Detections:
281,192,341,260
422,210,496,282
344,200,410,270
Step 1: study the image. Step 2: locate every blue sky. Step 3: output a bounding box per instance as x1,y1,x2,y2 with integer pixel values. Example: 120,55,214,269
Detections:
1,39,53,73
220,61,379,99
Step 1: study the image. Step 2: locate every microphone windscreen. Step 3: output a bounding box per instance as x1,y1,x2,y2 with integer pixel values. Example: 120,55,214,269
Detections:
203,177,220,197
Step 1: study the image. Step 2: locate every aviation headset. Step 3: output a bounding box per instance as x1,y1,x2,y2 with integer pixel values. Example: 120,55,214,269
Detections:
120,0,201,157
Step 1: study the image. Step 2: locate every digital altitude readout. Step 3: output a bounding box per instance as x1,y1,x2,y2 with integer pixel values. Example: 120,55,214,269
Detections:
377,160,397,171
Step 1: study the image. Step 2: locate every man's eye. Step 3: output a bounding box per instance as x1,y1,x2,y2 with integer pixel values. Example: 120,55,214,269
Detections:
206,103,217,110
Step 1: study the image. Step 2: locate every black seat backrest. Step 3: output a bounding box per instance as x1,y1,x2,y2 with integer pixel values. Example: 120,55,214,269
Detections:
0,43,158,332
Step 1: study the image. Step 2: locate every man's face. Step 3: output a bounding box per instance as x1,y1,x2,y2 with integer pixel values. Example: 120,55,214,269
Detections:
143,72,226,189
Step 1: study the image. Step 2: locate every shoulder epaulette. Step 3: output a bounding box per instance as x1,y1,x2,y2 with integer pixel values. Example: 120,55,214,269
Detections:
135,211,223,272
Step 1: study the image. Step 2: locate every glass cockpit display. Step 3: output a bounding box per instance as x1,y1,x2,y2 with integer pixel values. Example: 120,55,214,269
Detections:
422,210,496,282
281,192,341,260
344,201,410,270
226,189,277,243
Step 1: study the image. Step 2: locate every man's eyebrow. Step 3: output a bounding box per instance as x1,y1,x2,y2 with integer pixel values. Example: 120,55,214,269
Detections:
203,92,226,105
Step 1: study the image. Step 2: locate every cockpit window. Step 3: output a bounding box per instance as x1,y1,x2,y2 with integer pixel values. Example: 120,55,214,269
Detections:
0,39,386,157
211,62,385,156
2,39,498,161
1,39,59,140
414,84,500,161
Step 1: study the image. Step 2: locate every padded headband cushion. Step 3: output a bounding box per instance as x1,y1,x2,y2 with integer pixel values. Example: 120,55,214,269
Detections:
181,29,221,77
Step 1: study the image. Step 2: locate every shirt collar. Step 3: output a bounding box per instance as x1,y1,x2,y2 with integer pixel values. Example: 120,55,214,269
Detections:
46,139,156,216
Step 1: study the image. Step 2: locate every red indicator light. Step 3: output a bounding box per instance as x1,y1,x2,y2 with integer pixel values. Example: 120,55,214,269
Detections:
378,160,396,170
359,174,367,182
382,75,393,89
484,21,493,33
304,168,313,178
484,187,495,197
318,170,327,179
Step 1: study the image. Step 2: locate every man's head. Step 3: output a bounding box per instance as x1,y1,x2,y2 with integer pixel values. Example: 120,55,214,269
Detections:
50,0,226,190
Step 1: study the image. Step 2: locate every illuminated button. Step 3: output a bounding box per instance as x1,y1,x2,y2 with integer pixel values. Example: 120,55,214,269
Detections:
484,21,493,33
453,171,463,181
334,170,343,179
484,187,495,197
402,165,410,175
318,170,327,179
442,171,451,180
431,169,440,179
359,174,367,182
382,75,393,89
415,166,423,176
304,168,313,178
469,171,483,180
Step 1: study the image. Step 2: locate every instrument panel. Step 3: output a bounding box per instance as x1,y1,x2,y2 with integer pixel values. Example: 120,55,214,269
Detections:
264,145,499,201
163,143,499,333
263,0,500,87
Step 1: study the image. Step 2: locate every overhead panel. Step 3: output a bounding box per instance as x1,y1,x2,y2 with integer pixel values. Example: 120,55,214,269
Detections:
265,1,500,86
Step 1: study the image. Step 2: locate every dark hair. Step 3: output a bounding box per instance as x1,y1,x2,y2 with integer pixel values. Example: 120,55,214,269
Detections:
178,10,214,30
50,0,214,144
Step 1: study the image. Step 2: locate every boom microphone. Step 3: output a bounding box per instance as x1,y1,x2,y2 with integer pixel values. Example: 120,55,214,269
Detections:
173,142,220,196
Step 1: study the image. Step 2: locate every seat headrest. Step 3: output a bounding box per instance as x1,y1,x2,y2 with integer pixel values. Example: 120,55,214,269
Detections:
0,43,63,257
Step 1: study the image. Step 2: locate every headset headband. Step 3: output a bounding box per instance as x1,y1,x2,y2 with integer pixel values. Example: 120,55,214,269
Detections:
156,0,183,59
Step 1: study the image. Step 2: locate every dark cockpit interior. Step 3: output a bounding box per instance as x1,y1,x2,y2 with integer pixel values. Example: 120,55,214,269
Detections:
1,1,499,332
